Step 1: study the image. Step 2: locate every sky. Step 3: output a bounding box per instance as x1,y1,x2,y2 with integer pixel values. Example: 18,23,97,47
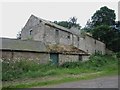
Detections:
0,1,119,38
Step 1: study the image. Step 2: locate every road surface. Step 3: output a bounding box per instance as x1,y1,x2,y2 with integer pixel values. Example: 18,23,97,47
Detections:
41,75,118,88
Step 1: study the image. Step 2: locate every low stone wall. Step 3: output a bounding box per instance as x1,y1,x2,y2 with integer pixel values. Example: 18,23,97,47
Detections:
59,54,79,65
1,50,49,64
1,50,89,65
82,56,90,62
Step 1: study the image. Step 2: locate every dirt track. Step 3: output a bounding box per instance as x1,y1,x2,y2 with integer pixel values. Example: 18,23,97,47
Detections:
41,75,118,88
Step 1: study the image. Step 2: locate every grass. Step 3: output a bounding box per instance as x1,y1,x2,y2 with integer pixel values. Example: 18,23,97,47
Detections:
3,70,117,88
2,53,119,88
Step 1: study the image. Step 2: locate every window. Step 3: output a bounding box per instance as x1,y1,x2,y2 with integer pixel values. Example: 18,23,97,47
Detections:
78,37,79,41
94,40,96,44
67,35,70,39
30,30,33,35
87,50,88,52
39,20,42,23
56,29,59,35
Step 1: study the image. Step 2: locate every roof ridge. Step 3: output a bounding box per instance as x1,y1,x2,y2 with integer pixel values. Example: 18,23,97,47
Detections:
32,14,80,36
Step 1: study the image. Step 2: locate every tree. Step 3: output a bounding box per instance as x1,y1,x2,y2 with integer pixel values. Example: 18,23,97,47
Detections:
83,6,120,52
69,17,77,25
91,6,116,27
92,25,120,52
83,19,93,33
92,25,112,43
54,21,70,29
54,17,81,29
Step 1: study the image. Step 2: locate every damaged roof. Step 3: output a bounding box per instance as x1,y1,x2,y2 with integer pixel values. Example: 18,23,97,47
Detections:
46,44,89,55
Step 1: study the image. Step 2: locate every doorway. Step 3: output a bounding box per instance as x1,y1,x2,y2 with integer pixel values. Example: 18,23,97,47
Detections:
50,53,59,65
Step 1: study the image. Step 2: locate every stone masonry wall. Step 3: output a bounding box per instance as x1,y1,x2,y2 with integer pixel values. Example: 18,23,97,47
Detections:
21,15,106,55
59,54,79,65
1,51,49,64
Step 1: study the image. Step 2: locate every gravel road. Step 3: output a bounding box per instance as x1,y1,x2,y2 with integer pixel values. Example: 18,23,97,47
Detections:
41,75,118,88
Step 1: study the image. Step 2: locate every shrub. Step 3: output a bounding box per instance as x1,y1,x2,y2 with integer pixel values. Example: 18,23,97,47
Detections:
60,54,118,71
2,59,57,81
61,62,83,68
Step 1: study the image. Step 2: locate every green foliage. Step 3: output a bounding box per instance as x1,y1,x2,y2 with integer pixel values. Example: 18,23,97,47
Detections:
54,21,70,29
116,52,120,58
61,54,118,71
83,6,119,52
92,25,120,52
92,25,112,42
2,54,118,81
2,59,57,81
54,17,81,29
91,6,116,27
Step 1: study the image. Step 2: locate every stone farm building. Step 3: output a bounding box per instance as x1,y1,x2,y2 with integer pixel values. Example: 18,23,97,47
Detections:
0,15,106,65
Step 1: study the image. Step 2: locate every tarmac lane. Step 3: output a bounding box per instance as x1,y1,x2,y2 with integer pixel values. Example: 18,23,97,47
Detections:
41,75,118,88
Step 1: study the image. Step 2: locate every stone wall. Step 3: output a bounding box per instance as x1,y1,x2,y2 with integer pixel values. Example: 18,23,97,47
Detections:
82,56,90,61
21,15,42,40
78,35,105,54
59,30,73,45
21,15,106,55
95,40,105,54
1,50,49,64
44,25,56,44
59,54,79,65
79,37,86,52
84,35,96,54
1,50,89,65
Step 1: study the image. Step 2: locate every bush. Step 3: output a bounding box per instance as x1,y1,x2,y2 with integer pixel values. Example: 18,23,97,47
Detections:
61,62,83,68
2,59,57,81
60,54,118,71
116,52,120,58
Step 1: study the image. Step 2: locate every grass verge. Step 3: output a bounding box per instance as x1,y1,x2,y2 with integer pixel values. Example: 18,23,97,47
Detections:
3,70,118,88
2,54,119,88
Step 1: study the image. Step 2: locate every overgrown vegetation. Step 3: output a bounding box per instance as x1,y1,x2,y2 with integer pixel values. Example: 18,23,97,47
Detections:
2,53,118,82
84,6,120,52
62,53,118,72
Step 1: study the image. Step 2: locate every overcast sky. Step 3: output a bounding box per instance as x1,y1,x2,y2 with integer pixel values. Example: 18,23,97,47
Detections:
1,1,118,38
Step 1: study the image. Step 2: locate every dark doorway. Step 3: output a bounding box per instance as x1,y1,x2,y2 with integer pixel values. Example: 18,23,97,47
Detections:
50,53,59,65
79,55,82,61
